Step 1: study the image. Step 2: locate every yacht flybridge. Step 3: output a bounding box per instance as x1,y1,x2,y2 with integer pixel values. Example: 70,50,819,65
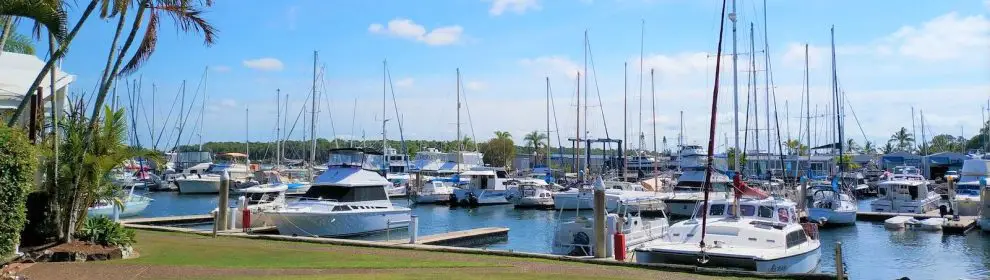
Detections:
270,148,411,237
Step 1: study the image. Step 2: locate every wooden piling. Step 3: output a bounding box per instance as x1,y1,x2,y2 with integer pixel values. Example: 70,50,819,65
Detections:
834,241,844,280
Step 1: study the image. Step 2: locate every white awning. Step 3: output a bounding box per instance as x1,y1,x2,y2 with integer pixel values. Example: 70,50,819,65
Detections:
0,52,74,109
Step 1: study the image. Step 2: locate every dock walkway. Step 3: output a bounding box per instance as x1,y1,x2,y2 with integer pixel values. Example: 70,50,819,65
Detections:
856,211,977,233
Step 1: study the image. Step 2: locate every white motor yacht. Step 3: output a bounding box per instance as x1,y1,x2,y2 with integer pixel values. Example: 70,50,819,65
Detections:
88,186,152,218
175,153,252,194
450,168,510,206
553,181,665,213
871,166,940,214
508,182,555,208
270,148,411,237
410,177,456,204
635,196,821,273
952,159,990,216
224,173,288,228
386,173,410,198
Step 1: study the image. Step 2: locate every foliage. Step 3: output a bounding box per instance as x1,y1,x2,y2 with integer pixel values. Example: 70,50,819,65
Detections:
38,103,159,242
926,134,966,154
493,131,511,140
861,141,877,155
480,133,515,168
888,127,914,152
965,120,989,152
845,139,859,153
0,20,34,54
0,126,38,258
880,142,895,154
725,147,746,171
76,216,135,247
784,139,808,155
834,154,860,170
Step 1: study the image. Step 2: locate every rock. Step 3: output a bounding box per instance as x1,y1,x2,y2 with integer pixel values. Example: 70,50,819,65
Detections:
86,254,109,261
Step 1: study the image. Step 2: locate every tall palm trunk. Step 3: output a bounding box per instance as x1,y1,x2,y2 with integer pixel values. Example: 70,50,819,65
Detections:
0,16,13,55
6,0,99,127
64,1,149,242
98,9,129,94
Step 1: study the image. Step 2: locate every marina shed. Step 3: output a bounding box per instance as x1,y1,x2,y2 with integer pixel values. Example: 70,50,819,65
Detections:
926,151,968,179
0,52,74,126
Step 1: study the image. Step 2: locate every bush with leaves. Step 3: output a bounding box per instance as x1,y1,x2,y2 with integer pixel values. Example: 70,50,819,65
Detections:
76,216,135,247
0,126,38,259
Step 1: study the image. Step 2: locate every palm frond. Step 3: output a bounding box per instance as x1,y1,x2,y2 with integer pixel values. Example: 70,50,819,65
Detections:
1,28,35,54
154,3,216,45
119,7,157,75
0,0,68,44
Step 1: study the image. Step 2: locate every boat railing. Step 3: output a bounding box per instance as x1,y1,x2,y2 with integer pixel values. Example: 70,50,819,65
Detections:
295,197,339,203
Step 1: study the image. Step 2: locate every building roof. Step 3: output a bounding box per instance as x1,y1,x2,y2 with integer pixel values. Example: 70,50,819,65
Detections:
0,52,74,109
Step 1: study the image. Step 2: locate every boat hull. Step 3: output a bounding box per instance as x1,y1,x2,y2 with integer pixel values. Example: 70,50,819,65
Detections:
952,195,981,216
411,193,451,204
88,197,151,218
808,208,857,225
452,189,509,206
271,208,412,237
512,196,554,208
176,177,220,194
635,245,821,273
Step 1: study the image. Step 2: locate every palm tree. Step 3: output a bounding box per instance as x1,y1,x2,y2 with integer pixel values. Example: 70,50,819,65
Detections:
880,142,895,154
494,131,511,140
861,141,876,155
845,139,859,154
888,127,914,152
0,19,34,54
523,131,546,165
784,139,808,155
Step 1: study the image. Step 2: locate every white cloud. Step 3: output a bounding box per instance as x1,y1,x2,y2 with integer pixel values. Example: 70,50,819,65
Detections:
466,81,487,91
881,13,990,61
519,55,581,78
985,0,990,10
488,0,541,16
286,6,298,30
637,52,710,79
242,58,284,71
395,78,415,88
220,99,237,108
212,65,231,73
368,18,464,46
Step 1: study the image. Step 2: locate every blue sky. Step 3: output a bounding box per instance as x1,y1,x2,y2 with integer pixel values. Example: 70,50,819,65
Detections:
17,0,990,153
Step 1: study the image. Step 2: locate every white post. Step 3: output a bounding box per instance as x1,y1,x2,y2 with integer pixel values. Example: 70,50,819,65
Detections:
112,203,120,222
605,213,618,258
237,196,247,229
408,215,419,244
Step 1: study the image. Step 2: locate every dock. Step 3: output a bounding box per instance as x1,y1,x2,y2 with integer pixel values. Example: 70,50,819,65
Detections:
413,227,509,247
856,211,977,234
121,214,213,226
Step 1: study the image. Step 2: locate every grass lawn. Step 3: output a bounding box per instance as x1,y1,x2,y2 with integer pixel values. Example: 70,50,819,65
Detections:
117,230,494,269
22,229,763,280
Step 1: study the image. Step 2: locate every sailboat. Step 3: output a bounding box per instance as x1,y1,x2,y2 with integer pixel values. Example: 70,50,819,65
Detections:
449,68,508,206
635,1,821,273
807,27,857,226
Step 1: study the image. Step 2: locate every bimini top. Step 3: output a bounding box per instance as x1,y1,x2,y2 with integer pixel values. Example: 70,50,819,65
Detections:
221,152,249,158
326,148,383,169
313,166,390,187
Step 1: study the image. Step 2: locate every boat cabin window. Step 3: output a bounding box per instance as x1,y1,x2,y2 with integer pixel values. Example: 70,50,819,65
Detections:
303,185,388,202
739,205,756,216
878,186,887,198
246,192,278,204
709,204,726,216
758,206,774,218
777,208,790,223
785,229,808,248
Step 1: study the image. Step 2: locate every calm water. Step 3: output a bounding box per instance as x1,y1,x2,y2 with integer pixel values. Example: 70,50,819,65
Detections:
136,191,990,280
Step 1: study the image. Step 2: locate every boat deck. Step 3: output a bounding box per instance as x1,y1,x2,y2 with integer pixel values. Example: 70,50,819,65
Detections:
856,211,977,233
408,227,509,247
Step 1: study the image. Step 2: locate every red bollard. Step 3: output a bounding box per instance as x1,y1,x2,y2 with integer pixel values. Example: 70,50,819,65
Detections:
241,208,251,232
613,231,626,261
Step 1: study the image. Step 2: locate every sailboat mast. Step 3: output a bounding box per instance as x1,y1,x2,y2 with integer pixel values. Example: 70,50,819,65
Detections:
310,51,318,177
623,62,628,173
638,19,645,152
199,69,208,151
245,106,250,165
276,89,281,167
546,77,552,168
575,72,581,177
583,30,589,147
831,26,843,174
730,0,740,173
750,23,759,162
456,68,462,154
700,0,730,252
763,0,772,162
650,68,658,186
804,44,811,177
383,60,388,159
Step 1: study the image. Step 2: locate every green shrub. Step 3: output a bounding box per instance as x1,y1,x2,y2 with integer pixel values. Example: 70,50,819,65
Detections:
0,126,38,259
76,216,136,247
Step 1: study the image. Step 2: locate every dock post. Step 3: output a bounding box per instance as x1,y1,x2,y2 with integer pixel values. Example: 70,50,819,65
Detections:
834,241,845,280
593,177,606,259
218,171,230,231
948,179,959,220
211,211,218,238
409,215,419,244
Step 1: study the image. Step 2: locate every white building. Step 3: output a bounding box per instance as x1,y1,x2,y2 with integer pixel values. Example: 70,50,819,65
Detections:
0,52,74,125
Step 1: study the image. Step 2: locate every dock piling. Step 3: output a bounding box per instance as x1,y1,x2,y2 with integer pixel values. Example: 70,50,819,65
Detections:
834,241,845,280
409,215,419,244
218,171,230,231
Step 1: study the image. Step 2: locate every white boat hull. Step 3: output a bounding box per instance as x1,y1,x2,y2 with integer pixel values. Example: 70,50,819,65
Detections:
88,196,151,218
271,208,412,237
512,196,554,208
952,195,981,216
176,177,221,194
636,245,821,273
411,193,451,204
808,208,857,225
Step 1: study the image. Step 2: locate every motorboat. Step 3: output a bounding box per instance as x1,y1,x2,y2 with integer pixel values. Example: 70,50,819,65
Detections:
635,196,821,273
884,216,944,231
553,181,665,213
508,181,555,208
664,168,732,217
385,172,410,198
552,211,669,257
175,153,252,194
410,177,456,204
162,151,213,185
450,168,511,206
270,148,412,237
87,186,152,218
951,159,990,216
222,172,288,228
806,184,857,226
279,168,313,194
871,166,939,214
